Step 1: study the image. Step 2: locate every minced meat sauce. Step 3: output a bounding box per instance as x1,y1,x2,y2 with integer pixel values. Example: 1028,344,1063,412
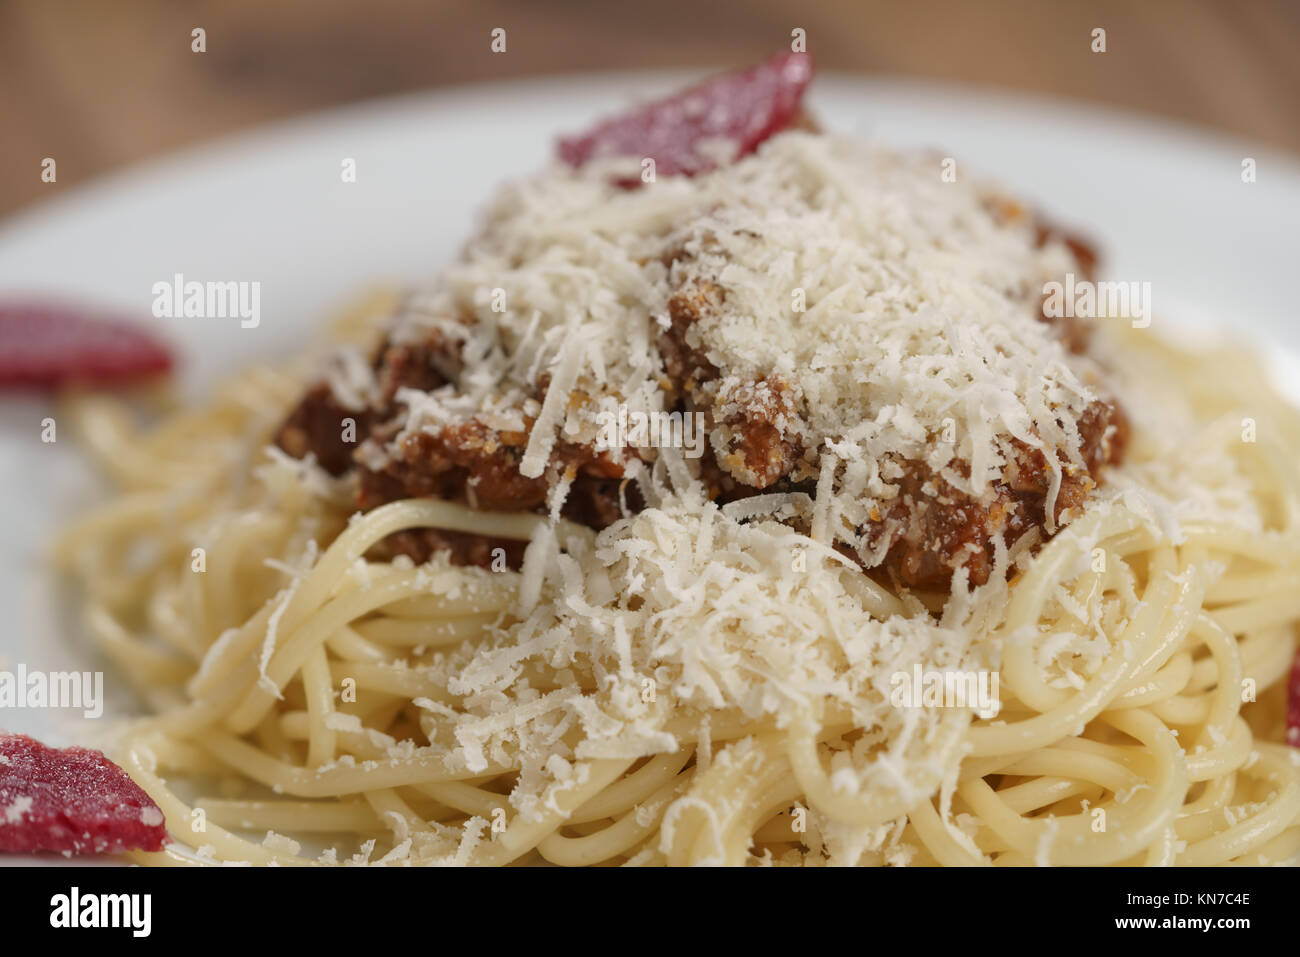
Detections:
275,220,1126,590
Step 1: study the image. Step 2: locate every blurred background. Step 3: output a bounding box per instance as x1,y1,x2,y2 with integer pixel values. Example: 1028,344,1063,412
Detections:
1,0,1297,219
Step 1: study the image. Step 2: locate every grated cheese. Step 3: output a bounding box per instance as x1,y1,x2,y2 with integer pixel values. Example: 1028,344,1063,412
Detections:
271,126,1281,859
365,131,1105,557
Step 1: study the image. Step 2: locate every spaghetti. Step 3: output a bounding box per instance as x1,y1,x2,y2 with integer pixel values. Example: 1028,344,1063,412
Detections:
53,295,1300,866
48,58,1300,864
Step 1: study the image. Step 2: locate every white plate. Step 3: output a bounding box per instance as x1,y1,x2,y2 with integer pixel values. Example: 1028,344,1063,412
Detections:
2,72,1299,860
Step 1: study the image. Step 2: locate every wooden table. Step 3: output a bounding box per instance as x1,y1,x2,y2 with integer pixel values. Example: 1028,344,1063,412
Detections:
2,0,1297,219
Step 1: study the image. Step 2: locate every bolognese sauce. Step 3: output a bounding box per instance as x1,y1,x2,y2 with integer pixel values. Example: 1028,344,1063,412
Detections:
273,51,1128,591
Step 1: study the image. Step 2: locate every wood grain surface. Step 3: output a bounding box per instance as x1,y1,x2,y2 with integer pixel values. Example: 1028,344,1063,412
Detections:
1,0,1297,219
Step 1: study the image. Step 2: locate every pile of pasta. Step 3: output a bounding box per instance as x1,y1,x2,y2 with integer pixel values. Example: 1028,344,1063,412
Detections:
55,300,1300,866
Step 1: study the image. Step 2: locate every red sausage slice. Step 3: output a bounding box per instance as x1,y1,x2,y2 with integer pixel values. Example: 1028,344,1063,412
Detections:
0,732,168,855
1288,648,1300,747
0,301,174,389
558,49,814,184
